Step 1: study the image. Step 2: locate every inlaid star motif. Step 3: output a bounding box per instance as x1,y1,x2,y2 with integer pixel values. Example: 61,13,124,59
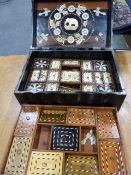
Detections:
34,60,48,68
26,83,44,92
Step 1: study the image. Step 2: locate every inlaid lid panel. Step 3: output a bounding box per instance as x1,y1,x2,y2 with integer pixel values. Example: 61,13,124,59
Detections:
14,106,39,136
51,125,79,151
4,137,32,175
65,155,99,175
27,151,64,175
67,108,95,125
33,0,112,49
39,109,66,124
97,109,120,138
100,140,127,175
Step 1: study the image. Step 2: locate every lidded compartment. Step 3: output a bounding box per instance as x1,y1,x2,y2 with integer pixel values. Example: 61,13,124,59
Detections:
14,0,126,110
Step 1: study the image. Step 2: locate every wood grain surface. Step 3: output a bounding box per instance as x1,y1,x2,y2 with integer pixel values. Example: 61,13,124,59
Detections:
0,52,131,174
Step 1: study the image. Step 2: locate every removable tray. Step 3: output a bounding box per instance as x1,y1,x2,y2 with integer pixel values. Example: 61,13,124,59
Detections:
2,105,128,175
15,50,126,110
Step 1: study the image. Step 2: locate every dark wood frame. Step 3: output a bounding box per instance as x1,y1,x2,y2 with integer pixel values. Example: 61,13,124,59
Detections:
15,50,126,110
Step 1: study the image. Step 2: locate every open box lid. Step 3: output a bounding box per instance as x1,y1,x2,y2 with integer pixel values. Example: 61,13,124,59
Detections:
32,0,112,50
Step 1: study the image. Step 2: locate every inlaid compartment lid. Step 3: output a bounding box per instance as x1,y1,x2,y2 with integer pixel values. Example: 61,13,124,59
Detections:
32,0,112,50
65,155,99,175
27,151,64,175
67,108,96,125
14,106,39,136
4,137,32,175
100,140,127,175
51,125,79,151
39,109,66,123
97,109,120,139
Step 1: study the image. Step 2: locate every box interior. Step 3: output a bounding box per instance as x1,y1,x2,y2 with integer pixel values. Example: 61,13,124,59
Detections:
17,50,124,93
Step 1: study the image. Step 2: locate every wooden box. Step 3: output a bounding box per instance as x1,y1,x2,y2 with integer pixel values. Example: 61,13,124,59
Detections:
14,0,126,110
2,105,128,175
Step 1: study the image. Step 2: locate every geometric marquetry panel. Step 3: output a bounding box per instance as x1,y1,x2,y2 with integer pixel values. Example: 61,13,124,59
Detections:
67,108,95,125
27,151,63,175
51,126,79,151
4,137,32,175
39,109,66,124
100,140,127,175
14,106,39,136
97,110,120,138
65,155,99,175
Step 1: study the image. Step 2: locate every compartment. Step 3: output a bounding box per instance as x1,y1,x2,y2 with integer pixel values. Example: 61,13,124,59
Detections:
4,137,32,175
25,57,118,92
33,125,51,150
81,127,97,153
62,60,81,69
61,70,81,84
14,106,39,136
60,83,81,92
15,50,126,110
39,108,67,124
22,57,119,92
99,140,127,175
50,59,61,70
65,154,99,175
27,151,64,175
96,108,120,139
51,125,79,151
66,108,96,125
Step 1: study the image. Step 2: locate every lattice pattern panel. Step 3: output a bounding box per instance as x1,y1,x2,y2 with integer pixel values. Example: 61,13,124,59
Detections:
4,137,32,175
100,140,127,175
39,109,66,124
67,108,95,125
97,110,120,138
14,106,39,136
27,151,63,175
65,155,99,175
51,126,79,151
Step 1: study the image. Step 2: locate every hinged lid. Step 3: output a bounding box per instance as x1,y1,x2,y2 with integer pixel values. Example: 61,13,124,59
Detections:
32,0,112,50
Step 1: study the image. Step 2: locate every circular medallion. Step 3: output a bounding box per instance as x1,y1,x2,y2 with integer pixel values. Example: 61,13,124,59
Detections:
54,13,61,20
81,28,89,36
54,28,61,36
49,3,95,46
82,13,89,20
60,13,82,35
68,5,76,12
67,36,75,43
